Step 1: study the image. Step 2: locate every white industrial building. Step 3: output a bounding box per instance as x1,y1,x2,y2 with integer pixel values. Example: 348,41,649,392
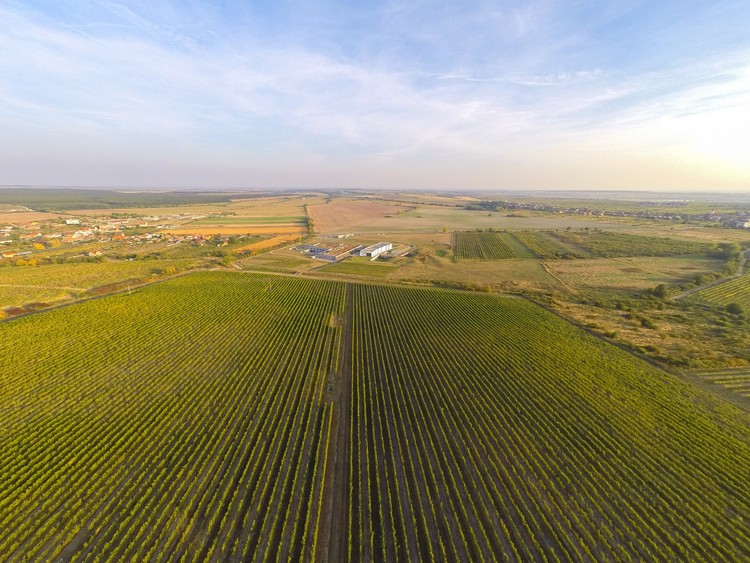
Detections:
359,242,392,259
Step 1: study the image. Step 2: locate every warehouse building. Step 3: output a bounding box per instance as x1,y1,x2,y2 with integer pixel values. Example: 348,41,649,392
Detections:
359,242,392,259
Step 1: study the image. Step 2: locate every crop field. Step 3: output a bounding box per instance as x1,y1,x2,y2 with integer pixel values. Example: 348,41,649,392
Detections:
1,272,750,560
349,284,750,561
0,273,344,561
552,230,713,257
453,232,519,260
692,273,750,308
512,231,582,259
688,368,750,399
189,216,306,225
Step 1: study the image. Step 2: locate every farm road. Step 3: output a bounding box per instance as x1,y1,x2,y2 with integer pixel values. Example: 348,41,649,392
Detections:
318,283,353,562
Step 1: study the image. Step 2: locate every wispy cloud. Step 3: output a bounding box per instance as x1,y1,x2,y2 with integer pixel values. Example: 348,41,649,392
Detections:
1,0,749,189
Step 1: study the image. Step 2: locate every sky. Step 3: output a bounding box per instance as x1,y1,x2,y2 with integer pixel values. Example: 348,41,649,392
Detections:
1,0,749,191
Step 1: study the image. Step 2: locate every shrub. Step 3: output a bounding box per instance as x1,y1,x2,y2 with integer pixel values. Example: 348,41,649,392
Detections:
727,303,744,316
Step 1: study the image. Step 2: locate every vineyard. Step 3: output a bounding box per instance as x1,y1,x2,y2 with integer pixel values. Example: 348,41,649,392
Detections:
1,272,750,560
349,284,750,561
452,232,518,260
0,272,344,561
511,231,582,259
688,367,750,399
692,272,750,309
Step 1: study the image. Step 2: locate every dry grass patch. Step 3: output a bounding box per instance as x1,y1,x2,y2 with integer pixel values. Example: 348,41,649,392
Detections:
546,256,723,292
0,211,70,223
307,200,406,233
232,235,300,254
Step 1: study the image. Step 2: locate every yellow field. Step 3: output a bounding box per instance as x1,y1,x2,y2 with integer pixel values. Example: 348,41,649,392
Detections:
166,225,307,236
0,211,71,223
66,195,325,222
231,235,301,254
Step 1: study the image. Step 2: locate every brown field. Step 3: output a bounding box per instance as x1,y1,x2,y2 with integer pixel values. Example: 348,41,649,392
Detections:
0,211,71,223
333,204,644,234
307,200,406,233
231,234,301,254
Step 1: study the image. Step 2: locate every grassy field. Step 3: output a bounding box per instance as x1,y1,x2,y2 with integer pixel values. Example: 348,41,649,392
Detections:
392,254,555,291
319,257,399,278
332,203,640,233
1,272,749,560
546,256,725,293
553,230,714,257
0,259,197,311
239,252,322,274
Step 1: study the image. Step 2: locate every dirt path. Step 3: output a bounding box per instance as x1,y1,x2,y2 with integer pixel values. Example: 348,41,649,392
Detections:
674,249,749,300
318,283,354,562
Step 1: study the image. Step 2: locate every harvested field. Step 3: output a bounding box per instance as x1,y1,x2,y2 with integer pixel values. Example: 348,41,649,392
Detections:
166,225,307,236
232,235,301,255
0,211,71,223
307,200,405,233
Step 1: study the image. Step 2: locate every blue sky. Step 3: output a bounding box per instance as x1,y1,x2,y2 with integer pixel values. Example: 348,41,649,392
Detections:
1,0,749,190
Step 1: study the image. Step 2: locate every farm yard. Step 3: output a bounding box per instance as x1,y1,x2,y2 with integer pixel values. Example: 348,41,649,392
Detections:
1,271,749,560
